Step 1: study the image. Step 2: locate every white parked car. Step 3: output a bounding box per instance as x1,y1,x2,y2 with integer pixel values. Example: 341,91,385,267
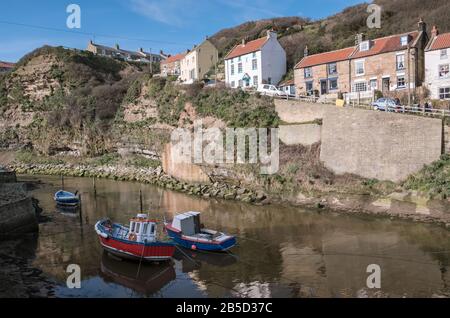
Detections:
257,84,287,97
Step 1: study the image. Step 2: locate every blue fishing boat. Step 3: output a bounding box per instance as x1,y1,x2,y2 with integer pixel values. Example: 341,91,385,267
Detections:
164,212,236,252
54,190,80,206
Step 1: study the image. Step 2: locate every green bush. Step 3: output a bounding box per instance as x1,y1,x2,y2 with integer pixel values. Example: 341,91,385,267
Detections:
403,154,450,199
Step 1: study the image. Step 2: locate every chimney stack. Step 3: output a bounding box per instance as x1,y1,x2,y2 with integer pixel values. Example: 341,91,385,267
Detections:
304,45,309,57
267,30,276,39
432,25,439,38
242,38,246,46
418,18,427,33
355,33,366,46
115,44,120,50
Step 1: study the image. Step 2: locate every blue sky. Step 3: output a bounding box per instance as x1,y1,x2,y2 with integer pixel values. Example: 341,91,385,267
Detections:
0,0,366,62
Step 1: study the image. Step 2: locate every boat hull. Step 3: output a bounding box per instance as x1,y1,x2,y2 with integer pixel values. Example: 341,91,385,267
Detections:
54,191,79,206
95,220,175,262
98,236,175,262
165,226,236,252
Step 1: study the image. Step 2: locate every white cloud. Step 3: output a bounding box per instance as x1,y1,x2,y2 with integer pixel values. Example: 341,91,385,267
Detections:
128,0,197,27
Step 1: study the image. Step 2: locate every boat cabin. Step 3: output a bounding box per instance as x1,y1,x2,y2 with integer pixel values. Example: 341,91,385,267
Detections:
172,212,201,235
128,214,157,243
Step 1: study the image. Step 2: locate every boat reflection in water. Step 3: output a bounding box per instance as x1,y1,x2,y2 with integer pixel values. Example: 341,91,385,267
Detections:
173,248,237,272
100,252,176,295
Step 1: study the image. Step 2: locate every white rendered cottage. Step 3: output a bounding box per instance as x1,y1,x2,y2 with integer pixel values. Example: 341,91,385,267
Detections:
224,31,286,89
425,26,450,100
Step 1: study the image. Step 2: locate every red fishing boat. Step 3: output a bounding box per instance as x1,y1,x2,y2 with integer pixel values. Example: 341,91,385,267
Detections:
95,214,175,262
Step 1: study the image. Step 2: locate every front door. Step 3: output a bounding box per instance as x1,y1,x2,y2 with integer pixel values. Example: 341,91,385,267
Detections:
320,80,328,95
382,78,390,93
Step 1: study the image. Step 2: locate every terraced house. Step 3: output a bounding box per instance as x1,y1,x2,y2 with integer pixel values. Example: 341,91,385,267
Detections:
86,40,168,64
295,19,429,101
425,26,450,100
160,52,187,77
179,39,219,84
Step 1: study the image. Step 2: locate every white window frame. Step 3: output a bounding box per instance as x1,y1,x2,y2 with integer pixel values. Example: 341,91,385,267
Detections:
439,64,449,78
439,87,450,99
397,76,406,89
304,67,312,78
353,81,367,92
440,49,448,60
396,54,405,70
355,60,365,76
360,41,370,52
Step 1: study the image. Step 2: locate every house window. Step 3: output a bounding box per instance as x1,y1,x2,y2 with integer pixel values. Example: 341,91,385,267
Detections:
328,63,337,75
268,77,272,84
238,80,243,87
400,36,409,46
396,54,405,70
253,76,258,86
329,78,338,90
441,49,448,59
306,81,313,94
253,52,257,58
353,82,367,92
238,63,243,73
439,87,450,99
304,67,312,78
355,60,365,75
397,76,406,89
360,41,370,52
231,81,235,88
369,79,377,90
252,59,258,70
231,64,235,75
439,64,449,78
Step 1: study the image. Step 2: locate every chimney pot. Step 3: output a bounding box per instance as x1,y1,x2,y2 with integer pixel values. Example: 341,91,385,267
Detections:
432,25,439,37
115,44,120,50
242,39,246,46
304,45,309,57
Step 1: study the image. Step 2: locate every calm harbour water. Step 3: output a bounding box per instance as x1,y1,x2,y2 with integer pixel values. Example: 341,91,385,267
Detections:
15,175,450,298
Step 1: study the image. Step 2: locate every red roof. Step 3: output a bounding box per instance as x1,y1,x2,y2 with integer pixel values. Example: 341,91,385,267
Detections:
428,32,450,51
225,37,268,60
295,31,421,69
295,47,355,69
0,61,15,69
161,53,186,64
351,31,419,59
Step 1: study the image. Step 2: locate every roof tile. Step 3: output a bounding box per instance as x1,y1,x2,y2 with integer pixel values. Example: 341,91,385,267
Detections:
225,37,268,60
429,32,450,51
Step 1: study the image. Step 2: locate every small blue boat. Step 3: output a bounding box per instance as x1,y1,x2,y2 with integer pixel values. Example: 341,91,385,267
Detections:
165,212,236,252
54,190,80,206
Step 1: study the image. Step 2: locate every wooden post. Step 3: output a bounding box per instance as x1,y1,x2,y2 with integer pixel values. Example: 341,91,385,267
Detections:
79,194,83,225
93,177,97,197
139,189,143,213
61,175,64,190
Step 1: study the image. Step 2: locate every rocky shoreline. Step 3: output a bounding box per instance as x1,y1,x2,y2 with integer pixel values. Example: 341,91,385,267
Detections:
8,162,268,204
7,162,450,227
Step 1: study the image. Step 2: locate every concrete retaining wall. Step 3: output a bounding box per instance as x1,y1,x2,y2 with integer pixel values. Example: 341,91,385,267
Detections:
161,143,211,184
0,185,38,234
279,124,321,146
275,99,444,182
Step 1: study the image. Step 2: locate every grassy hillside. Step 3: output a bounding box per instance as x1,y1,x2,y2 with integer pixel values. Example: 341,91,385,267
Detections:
210,0,450,70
